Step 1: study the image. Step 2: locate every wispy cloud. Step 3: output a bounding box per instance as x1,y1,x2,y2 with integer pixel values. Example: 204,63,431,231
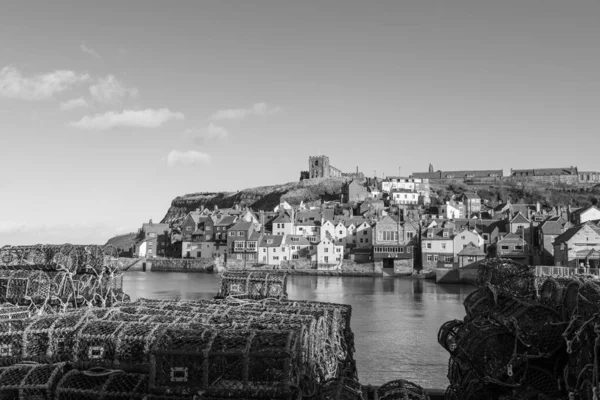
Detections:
184,123,229,142
90,75,138,104
166,150,211,167
80,43,101,59
59,97,89,111
70,108,184,130
211,102,281,120
0,66,89,101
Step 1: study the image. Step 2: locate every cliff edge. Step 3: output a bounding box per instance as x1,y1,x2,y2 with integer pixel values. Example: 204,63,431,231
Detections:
160,177,351,224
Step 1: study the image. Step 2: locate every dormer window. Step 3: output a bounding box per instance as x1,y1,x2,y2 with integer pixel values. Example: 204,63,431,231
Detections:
427,233,433,238
267,239,273,244
443,232,449,238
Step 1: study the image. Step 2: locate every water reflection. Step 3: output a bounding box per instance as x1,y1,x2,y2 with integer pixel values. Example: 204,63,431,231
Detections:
123,272,475,388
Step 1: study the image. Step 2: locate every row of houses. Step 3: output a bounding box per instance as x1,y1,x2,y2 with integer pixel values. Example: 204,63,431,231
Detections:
130,194,600,272
410,166,600,184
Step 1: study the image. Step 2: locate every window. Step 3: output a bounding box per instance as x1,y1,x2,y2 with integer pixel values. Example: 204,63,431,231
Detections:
427,255,432,262
365,239,369,243
236,254,242,260
238,232,244,236
234,241,244,250
483,234,489,240
339,239,343,243
229,231,235,236
149,232,157,237
515,245,523,250
461,236,465,240
339,230,343,234
248,254,255,260
273,256,279,260
336,248,341,253
467,256,474,262
283,256,287,261
407,247,411,253
501,246,509,250
324,256,329,262
443,232,449,238
360,238,363,243
247,242,256,250
309,246,313,250
186,243,191,249
273,248,277,252
307,255,311,259
407,232,414,240
363,231,368,235
292,254,299,260
434,255,438,262
441,243,446,249
325,248,329,253
426,243,432,249
262,249,266,253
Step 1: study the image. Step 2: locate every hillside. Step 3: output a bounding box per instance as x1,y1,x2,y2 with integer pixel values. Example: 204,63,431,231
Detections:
161,177,351,224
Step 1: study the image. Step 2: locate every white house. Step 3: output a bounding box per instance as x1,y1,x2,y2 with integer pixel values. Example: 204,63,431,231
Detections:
390,189,419,205
571,206,600,225
316,238,344,264
272,212,294,236
258,235,286,265
333,222,347,246
453,229,484,262
284,235,313,261
320,220,337,241
440,202,465,219
273,201,293,213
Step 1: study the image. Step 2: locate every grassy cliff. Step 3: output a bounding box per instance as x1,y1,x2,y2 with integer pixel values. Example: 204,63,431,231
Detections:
160,177,351,224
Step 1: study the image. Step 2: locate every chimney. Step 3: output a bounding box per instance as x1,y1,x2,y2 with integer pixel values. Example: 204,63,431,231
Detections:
149,219,153,224
214,205,218,211
260,210,265,234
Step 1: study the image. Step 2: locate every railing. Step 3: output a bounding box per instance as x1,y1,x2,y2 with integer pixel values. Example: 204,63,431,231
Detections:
535,266,600,277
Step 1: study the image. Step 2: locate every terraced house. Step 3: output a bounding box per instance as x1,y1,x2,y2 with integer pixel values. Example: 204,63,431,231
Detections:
553,222,600,269
421,225,455,269
373,215,417,271
227,220,260,263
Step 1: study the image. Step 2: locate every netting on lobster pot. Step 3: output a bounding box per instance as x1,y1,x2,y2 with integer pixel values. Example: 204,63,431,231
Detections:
73,320,126,368
375,379,430,400
22,311,91,362
506,365,562,400
150,327,303,399
0,305,30,320
0,319,30,366
452,318,524,383
317,377,363,400
538,277,567,309
490,297,564,357
575,281,600,321
463,287,495,321
0,361,67,400
216,270,288,300
477,258,536,299
113,322,163,371
55,368,149,400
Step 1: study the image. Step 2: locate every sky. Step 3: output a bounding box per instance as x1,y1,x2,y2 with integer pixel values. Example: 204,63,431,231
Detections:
1,0,599,245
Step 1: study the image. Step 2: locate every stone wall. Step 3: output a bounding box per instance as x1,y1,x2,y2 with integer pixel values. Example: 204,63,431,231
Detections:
149,258,214,272
393,258,413,276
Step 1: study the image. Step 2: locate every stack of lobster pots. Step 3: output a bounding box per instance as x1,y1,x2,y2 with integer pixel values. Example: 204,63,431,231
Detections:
0,244,129,316
438,258,600,400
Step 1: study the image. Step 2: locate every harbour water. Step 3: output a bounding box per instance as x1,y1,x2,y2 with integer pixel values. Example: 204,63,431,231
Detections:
123,272,475,389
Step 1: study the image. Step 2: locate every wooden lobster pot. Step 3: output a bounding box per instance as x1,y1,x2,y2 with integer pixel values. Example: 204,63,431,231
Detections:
216,271,288,300
0,362,67,400
318,377,364,400
149,327,302,399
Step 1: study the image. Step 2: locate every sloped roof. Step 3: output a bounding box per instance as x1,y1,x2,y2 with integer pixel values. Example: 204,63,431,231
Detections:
571,205,600,217
462,192,480,199
458,242,486,256
214,215,237,226
540,217,569,236
554,222,600,245
258,235,284,247
285,235,310,246
248,231,261,241
511,167,577,176
142,223,169,234
230,221,253,231
422,227,455,239
498,232,526,244
510,212,530,224
272,212,292,224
